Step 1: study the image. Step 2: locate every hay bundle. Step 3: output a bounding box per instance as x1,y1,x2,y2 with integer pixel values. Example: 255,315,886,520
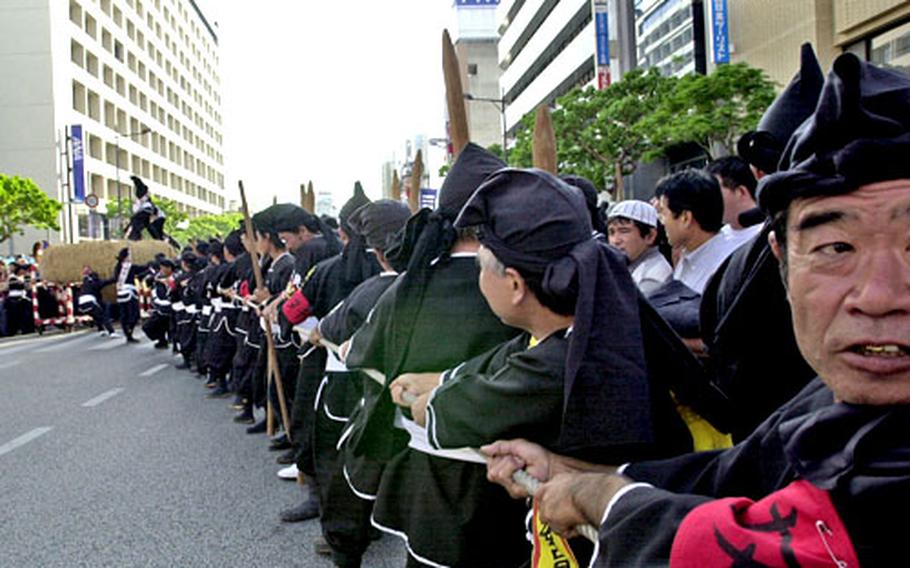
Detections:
41,240,175,302
40,240,175,284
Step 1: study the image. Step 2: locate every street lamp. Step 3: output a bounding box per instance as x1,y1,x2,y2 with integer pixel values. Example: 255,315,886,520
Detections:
463,92,508,162
115,126,151,234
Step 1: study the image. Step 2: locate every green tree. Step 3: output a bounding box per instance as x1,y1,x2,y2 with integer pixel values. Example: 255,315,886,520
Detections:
509,68,675,195
0,174,62,243
169,210,243,245
641,62,776,159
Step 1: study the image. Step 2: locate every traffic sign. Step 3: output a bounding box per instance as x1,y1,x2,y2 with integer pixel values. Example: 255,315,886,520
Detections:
84,193,99,208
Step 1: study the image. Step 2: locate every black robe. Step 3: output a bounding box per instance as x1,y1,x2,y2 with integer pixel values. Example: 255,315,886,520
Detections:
595,378,910,567
314,273,400,562
699,223,816,440
343,255,522,567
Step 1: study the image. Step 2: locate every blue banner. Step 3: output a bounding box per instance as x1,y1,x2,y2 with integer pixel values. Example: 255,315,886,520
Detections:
71,124,86,202
595,11,610,66
712,0,730,64
455,0,499,5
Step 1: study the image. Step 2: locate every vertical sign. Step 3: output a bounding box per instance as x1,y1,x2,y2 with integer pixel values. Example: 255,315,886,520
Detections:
419,188,438,210
711,0,730,64
71,124,86,202
594,1,611,89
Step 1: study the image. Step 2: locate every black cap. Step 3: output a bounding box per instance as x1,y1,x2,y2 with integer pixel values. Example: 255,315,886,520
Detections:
339,181,372,235
224,230,244,257
348,199,412,251
267,203,314,233
159,259,176,270
758,53,910,216
738,43,824,174
437,142,506,219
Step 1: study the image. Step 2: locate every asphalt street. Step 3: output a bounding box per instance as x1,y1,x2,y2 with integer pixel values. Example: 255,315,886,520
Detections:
0,330,404,567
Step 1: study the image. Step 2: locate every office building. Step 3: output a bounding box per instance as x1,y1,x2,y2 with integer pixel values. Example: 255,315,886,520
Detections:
0,0,225,252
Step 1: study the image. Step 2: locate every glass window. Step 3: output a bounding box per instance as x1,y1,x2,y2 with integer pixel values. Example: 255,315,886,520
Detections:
870,20,910,74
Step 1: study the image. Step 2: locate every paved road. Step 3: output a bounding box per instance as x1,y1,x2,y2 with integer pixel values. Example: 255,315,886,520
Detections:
0,330,404,567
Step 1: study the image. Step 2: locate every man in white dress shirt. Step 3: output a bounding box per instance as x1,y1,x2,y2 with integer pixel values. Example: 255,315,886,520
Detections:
705,156,764,250
656,170,741,294
606,200,672,295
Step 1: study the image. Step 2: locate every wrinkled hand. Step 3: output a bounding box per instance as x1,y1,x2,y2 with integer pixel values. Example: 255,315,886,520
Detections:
389,373,441,407
482,439,553,499
537,473,630,538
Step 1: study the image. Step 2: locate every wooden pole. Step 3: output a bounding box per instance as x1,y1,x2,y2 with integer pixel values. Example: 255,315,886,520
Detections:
391,171,401,203
300,184,307,208
238,180,293,441
443,30,469,159
533,105,558,174
409,150,423,212
305,181,315,213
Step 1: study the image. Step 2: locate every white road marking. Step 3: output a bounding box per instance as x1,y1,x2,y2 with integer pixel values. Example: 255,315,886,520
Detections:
0,331,89,355
81,388,125,408
34,333,98,353
0,360,20,370
88,340,124,351
139,364,169,377
0,427,53,458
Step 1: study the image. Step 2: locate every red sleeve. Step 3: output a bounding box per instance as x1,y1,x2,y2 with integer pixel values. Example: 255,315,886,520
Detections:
670,480,858,567
239,280,250,298
281,289,312,325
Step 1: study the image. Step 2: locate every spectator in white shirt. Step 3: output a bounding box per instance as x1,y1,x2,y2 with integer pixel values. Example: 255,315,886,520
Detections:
655,170,741,294
606,200,672,295
705,156,764,250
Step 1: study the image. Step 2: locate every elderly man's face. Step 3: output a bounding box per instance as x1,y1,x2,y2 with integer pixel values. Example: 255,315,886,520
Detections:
776,180,910,405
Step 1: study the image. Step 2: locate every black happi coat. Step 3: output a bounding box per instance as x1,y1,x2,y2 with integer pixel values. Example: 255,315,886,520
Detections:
595,378,910,567
344,255,523,567
425,330,568,452
700,224,816,440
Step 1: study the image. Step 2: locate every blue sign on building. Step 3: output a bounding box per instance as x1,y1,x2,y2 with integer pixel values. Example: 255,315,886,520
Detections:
712,0,730,64
595,11,610,66
455,0,499,6
71,125,86,202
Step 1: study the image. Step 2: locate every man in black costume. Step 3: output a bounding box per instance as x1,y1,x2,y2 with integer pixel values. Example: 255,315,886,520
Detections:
486,52,910,567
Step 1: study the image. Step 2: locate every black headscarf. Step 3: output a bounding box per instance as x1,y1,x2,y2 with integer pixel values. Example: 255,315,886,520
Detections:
337,183,374,283
131,175,149,199
348,199,412,252
224,230,244,258
382,142,506,382
339,182,371,236
456,168,654,460
738,43,824,174
758,53,910,216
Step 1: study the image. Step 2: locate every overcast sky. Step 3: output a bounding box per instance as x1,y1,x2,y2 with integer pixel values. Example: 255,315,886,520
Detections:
210,2,455,211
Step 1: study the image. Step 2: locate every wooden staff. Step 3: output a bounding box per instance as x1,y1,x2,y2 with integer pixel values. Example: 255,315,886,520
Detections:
305,181,316,213
300,184,307,208
391,171,401,203
409,150,423,212
443,29,469,158
238,180,293,441
533,105,558,174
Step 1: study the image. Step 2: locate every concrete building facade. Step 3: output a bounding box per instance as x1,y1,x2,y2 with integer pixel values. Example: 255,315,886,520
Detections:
496,0,597,134
730,0,910,88
0,0,225,253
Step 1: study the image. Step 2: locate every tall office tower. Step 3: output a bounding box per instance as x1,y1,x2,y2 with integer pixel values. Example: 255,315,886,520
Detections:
496,0,597,136
0,0,225,252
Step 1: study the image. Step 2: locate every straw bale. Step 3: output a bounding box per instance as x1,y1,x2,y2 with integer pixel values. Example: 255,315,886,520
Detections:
40,240,175,284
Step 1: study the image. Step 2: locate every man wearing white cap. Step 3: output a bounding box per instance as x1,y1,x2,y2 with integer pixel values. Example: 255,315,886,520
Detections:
607,200,672,295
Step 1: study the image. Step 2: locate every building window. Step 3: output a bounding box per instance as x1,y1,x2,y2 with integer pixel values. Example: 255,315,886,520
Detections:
467,63,478,76
847,19,910,75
